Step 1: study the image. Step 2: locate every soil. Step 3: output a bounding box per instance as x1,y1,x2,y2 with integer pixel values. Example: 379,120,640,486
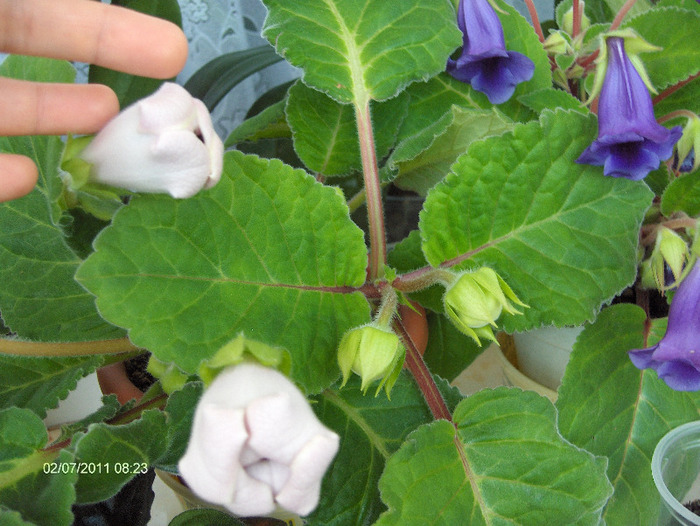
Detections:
123,353,156,392
685,499,700,516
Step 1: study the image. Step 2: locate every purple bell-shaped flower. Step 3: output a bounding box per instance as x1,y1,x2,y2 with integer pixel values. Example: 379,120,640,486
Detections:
446,0,535,104
629,260,700,391
576,37,682,180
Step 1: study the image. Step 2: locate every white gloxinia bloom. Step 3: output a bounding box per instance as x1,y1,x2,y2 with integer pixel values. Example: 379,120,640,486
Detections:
81,82,224,198
178,363,340,517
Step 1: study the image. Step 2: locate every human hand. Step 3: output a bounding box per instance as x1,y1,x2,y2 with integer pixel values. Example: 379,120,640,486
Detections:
0,0,188,202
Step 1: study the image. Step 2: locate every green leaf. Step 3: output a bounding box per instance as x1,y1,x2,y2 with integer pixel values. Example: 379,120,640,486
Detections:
661,171,700,216
623,6,700,90
0,409,76,526
376,389,612,525
88,0,183,108
517,88,589,115
420,110,653,331
261,0,462,104
309,374,457,525
556,304,699,524
0,355,102,418
391,107,514,196
0,58,123,342
423,312,484,382
157,382,203,472
71,410,168,503
286,81,409,176
225,100,290,147
184,45,284,111
76,151,370,393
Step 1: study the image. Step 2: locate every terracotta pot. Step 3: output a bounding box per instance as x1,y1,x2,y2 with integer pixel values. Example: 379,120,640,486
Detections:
96,362,144,405
398,302,429,356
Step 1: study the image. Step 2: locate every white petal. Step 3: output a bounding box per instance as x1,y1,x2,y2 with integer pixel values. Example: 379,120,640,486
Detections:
178,404,248,505
226,468,276,516
275,432,340,515
245,459,291,494
138,83,198,133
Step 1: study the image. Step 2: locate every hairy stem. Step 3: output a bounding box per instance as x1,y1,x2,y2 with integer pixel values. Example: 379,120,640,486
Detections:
0,337,139,357
610,0,638,30
522,0,545,42
394,318,452,421
355,101,386,281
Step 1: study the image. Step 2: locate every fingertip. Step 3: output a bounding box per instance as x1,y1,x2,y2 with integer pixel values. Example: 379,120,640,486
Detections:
0,154,39,202
151,22,189,79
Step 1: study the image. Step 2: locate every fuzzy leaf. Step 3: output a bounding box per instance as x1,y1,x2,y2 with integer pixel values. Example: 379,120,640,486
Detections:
376,389,612,525
309,374,462,525
420,110,653,331
0,355,102,418
286,81,409,176
556,304,699,524
261,0,461,104
0,408,76,526
661,171,700,216
76,151,370,393
623,6,700,90
0,56,123,342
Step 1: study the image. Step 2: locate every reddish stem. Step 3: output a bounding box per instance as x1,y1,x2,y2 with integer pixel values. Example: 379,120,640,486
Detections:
522,0,545,43
572,0,581,39
394,318,452,422
609,0,638,31
653,72,700,105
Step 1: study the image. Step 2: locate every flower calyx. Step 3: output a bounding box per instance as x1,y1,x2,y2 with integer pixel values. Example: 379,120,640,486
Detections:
198,333,292,387
337,323,405,397
641,226,691,292
442,267,527,345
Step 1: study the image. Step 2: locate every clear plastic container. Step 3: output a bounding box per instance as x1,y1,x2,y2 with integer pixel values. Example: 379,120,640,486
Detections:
652,421,700,525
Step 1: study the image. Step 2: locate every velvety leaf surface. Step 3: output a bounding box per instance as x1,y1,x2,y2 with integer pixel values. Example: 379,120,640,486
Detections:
392,107,513,196
70,410,168,504
76,151,370,393
309,374,460,525
0,57,123,342
420,110,653,331
376,389,612,525
0,408,76,526
261,0,461,104
556,304,699,524
0,355,102,418
286,82,408,176
661,172,700,216
623,6,700,90
156,382,203,472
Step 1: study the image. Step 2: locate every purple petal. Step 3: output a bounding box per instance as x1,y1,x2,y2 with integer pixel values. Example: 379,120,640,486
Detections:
598,38,670,143
628,261,700,391
447,0,534,104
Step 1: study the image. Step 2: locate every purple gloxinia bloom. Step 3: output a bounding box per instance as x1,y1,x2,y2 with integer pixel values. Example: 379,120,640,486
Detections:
576,37,682,180
629,260,700,391
446,0,535,104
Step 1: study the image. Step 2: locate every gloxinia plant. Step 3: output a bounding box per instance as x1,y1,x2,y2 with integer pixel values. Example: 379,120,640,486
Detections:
0,0,699,525
576,34,683,180
629,260,700,391
447,0,535,103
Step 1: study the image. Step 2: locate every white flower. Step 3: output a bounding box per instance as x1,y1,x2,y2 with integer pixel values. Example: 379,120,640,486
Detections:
81,82,223,198
178,363,339,517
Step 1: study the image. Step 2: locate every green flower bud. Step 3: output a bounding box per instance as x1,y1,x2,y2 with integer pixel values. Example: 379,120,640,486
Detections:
337,324,405,396
642,227,690,291
676,114,700,173
544,31,571,56
443,268,527,345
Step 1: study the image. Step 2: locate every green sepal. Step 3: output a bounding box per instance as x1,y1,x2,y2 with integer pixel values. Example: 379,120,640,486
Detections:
197,333,292,386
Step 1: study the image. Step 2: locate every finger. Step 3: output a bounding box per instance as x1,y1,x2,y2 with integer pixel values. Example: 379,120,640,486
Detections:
0,0,188,79
0,154,39,202
0,78,119,136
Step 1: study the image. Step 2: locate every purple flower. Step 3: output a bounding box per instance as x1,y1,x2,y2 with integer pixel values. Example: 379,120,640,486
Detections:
576,37,682,180
446,0,535,104
629,260,700,391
